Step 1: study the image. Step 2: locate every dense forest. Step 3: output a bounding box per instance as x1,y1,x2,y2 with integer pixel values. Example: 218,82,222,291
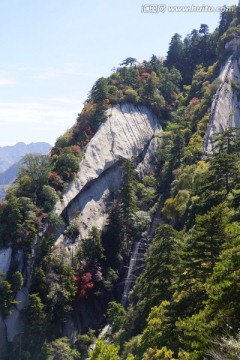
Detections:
1,5,240,359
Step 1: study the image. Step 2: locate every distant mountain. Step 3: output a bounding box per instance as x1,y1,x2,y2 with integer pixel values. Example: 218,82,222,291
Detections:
0,185,9,202
0,159,22,185
0,142,51,173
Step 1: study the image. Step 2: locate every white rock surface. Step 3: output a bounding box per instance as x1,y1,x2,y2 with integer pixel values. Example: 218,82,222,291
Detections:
54,103,161,216
204,54,240,153
68,163,122,240
0,247,12,279
54,103,161,244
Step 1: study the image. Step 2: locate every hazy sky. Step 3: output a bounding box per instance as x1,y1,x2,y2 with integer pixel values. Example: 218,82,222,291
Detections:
0,0,237,146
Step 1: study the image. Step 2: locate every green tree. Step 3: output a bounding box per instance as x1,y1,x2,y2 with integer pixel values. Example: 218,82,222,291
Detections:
150,54,162,75
213,127,240,154
120,57,137,67
89,340,120,360
199,24,209,36
25,293,46,337
45,251,76,321
0,278,16,317
31,266,47,300
107,301,126,333
139,301,173,357
0,193,23,243
38,185,59,212
11,271,24,293
42,337,80,360
143,71,159,101
165,33,184,72
138,225,181,316
18,154,52,200
102,203,123,269
83,226,105,264
169,131,185,169
207,152,240,195
176,203,230,317
91,77,109,104
54,149,79,181
120,160,137,221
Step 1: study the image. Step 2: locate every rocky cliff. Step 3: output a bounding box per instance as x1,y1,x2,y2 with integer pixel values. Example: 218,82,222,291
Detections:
203,42,240,154
54,103,162,249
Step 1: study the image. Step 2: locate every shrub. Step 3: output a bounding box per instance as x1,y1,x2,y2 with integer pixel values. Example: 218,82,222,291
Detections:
38,185,59,212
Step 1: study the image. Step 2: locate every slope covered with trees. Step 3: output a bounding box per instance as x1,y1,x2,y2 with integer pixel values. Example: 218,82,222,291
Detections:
1,5,240,360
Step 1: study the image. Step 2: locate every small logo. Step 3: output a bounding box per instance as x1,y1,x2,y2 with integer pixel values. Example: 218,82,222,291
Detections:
141,4,166,13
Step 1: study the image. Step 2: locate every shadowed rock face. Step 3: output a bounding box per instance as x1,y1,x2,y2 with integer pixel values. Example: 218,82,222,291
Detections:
54,103,162,244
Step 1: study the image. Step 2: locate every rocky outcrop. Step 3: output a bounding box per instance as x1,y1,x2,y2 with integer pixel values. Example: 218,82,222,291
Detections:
203,49,240,154
54,103,162,244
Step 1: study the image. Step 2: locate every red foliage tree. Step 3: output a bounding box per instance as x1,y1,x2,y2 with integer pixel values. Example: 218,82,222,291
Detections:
74,273,94,299
70,145,81,155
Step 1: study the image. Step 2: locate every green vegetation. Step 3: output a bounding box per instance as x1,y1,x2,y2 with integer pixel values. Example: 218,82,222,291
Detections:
1,5,240,360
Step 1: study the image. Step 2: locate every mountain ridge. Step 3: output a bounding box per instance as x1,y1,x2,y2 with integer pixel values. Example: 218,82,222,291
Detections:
0,142,51,173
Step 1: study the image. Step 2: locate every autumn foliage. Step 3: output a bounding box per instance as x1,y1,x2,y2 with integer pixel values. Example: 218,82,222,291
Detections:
74,273,94,299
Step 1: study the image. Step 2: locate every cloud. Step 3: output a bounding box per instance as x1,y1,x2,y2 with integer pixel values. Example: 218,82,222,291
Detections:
33,63,101,80
0,76,15,86
0,98,84,146
0,99,83,125
51,97,82,105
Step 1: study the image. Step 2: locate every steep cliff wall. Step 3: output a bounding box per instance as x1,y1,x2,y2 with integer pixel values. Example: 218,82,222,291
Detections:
54,103,162,246
203,50,240,153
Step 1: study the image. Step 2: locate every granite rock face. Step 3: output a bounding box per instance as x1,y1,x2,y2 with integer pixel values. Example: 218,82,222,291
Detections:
54,103,162,242
203,51,240,154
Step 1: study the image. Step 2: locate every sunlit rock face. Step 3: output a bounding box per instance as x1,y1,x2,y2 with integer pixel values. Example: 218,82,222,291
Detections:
54,103,162,242
203,51,240,154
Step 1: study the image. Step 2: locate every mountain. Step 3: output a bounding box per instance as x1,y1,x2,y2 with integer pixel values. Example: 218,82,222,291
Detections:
0,142,51,173
0,160,22,185
1,6,240,360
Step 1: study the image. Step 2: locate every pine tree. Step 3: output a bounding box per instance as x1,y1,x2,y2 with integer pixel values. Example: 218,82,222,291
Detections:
120,160,137,222
175,203,230,317
91,77,109,104
102,203,123,268
138,225,181,316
